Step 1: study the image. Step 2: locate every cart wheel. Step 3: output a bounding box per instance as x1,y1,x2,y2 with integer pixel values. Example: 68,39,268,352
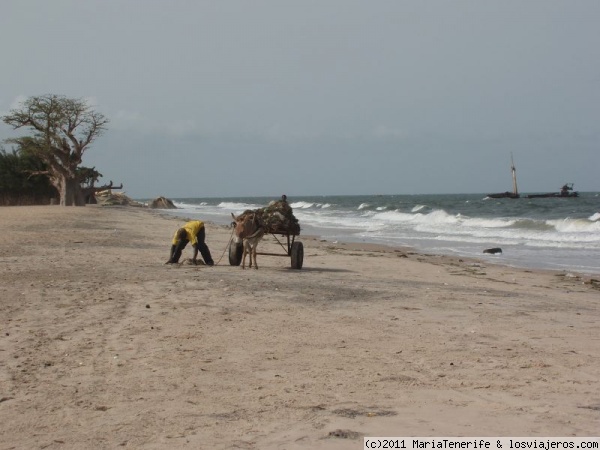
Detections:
290,241,304,269
229,240,243,266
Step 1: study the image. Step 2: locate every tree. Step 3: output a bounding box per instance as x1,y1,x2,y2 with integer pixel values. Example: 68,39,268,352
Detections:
0,146,56,205
76,166,123,204
2,94,109,206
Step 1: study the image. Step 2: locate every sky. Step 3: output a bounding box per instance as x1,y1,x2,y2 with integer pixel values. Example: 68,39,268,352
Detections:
1,1,599,198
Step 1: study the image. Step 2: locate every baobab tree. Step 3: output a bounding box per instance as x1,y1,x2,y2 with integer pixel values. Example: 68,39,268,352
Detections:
2,94,109,206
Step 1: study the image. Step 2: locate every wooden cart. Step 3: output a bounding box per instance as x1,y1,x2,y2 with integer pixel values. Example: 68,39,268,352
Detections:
228,224,304,269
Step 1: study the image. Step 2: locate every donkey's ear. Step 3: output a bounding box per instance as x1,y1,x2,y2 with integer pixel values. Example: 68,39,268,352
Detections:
231,213,237,220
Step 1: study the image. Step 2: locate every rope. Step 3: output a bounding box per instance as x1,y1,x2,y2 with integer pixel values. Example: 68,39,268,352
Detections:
212,213,264,266
213,225,236,266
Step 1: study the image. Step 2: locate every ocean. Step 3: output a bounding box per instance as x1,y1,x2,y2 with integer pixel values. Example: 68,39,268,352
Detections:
147,193,600,276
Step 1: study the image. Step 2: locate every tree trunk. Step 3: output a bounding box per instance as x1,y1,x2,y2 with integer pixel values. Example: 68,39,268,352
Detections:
58,177,85,206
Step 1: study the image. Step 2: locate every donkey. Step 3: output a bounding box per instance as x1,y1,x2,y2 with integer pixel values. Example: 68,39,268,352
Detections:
231,212,265,269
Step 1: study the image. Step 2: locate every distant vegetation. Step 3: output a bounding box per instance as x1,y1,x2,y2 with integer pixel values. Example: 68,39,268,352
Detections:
2,94,109,206
0,146,57,206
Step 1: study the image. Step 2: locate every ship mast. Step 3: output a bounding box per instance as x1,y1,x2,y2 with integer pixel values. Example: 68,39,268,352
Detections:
511,153,519,196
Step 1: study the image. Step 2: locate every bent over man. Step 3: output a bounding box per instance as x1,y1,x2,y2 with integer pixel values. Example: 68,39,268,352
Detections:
166,220,214,265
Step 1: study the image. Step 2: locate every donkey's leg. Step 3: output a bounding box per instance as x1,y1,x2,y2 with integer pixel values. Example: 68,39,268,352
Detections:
252,243,259,270
241,241,248,269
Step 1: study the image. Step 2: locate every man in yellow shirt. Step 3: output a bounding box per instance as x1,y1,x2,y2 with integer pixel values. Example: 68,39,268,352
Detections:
166,220,214,265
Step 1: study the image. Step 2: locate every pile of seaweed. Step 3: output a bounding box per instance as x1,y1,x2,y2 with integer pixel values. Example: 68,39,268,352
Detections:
149,196,177,209
95,190,144,207
239,199,301,235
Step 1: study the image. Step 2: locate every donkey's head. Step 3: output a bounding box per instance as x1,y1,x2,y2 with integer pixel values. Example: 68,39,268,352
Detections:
231,212,260,243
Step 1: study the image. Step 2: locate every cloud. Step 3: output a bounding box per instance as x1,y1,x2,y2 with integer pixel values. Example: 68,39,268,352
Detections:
115,110,142,122
109,109,145,132
108,110,202,139
83,96,99,107
261,124,323,143
9,95,28,110
0,95,28,117
0,96,28,125
372,125,406,140
166,119,200,138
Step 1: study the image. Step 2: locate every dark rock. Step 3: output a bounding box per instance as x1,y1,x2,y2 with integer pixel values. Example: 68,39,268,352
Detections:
483,248,502,254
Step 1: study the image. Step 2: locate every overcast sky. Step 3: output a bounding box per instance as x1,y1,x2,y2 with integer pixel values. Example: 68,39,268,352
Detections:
1,1,599,198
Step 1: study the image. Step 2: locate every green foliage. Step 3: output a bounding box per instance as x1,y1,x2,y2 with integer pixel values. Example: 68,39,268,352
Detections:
0,145,57,205
0,146,53,193
77,166,103,188
0,144,103,199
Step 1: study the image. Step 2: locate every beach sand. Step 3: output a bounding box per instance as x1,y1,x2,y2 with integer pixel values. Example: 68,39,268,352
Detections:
1,205,599,449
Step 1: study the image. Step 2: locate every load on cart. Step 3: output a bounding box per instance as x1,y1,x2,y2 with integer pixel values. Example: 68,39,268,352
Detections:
229,196,304,269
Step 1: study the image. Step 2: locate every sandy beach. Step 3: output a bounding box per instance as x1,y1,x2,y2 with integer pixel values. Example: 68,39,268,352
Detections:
1,205,599,449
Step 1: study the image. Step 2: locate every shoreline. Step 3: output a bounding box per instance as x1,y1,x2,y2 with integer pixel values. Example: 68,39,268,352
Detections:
156,206,597,280
2,205,599,448
156,192,600,277
154,200,600,278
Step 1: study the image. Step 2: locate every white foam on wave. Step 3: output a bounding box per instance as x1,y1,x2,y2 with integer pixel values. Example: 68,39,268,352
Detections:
363,208,600,248
294,209,383,231
172,200,209,208
172,201,196,209
372,209,512,228
169,202,212,216
415,209,461,225
302,207,598,241
548,217,600,233
217,201,261,210
370,210,416,223
283,196,600,273
290,201,315,209
461,216,515,228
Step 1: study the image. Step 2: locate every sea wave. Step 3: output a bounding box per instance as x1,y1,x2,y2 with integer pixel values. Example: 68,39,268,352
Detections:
290,201,317,209
157,194,600,273
548,218,600,233
460,216,516,229
157,193,600,274
217,201,261,210
372,209,513,228
509,219,554,231
422,233,600,249
172,201,203,209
